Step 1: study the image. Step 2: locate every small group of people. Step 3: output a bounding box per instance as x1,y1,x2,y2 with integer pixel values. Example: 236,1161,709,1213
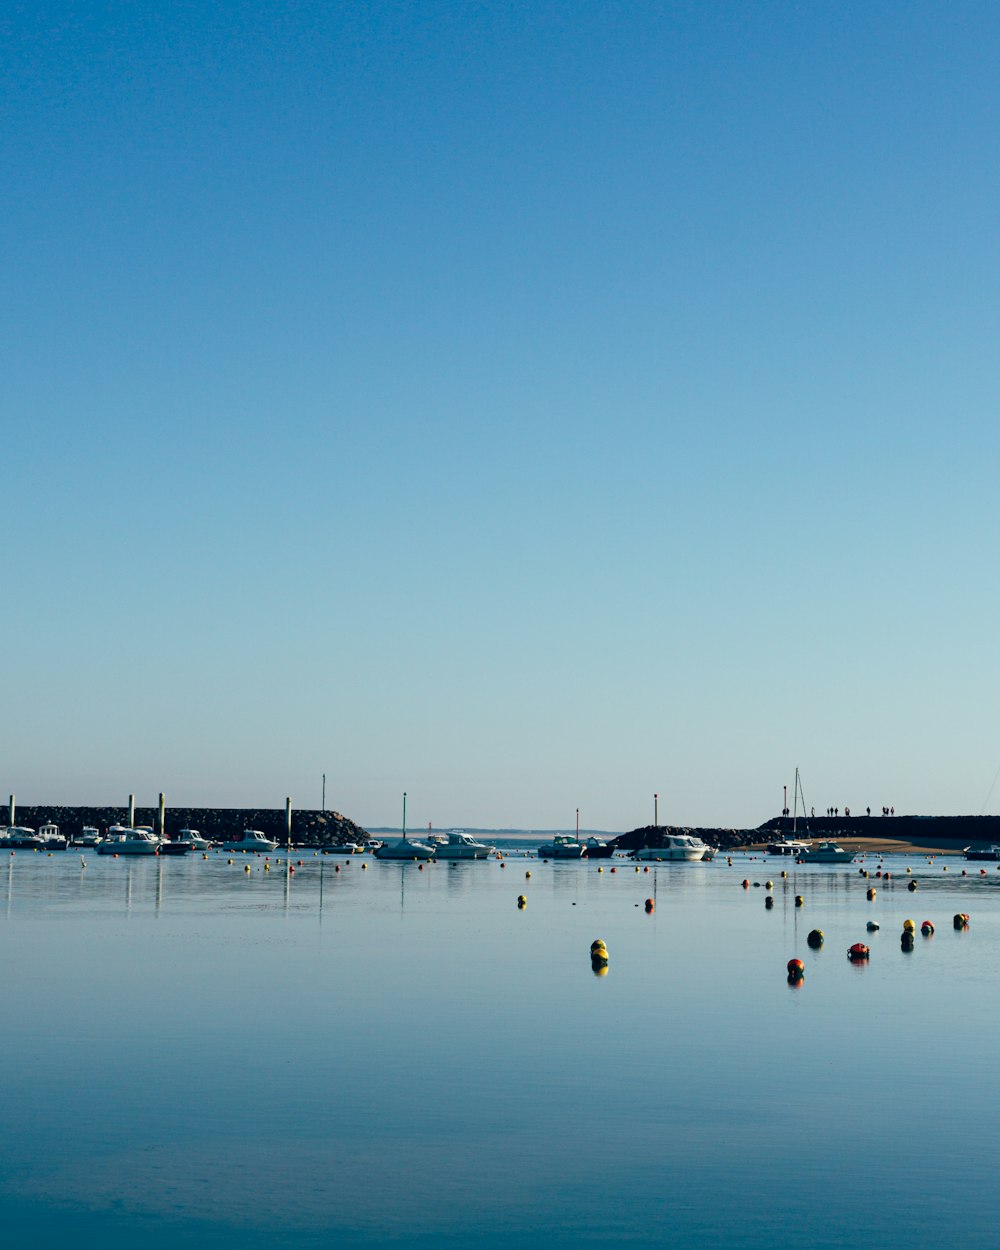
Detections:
783,804,897,818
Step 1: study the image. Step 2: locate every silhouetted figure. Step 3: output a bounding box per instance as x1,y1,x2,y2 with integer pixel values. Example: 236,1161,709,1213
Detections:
867,806,871,817
891,806,895,816
845,807,850,817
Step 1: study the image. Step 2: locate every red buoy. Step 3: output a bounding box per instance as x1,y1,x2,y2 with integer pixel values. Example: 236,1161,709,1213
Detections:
847,943,870,961
644,898,654,912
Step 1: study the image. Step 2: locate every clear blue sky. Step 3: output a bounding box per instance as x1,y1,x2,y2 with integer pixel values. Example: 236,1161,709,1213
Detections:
5,1,999,830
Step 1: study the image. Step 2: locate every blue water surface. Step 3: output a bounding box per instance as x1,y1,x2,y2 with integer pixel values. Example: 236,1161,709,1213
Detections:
0,848,996,1249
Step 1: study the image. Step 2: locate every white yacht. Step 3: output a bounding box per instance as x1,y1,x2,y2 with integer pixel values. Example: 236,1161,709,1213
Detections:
798,841,854,863
323,842,365,855
632,832,710,862
537,834,586,859
766,838,812,856
178,828,211,851
97,827,160,856
1,826,43,849
220,830,279,853
38,823,68,850
374,836,435,860
432,831,492,860
71,826,102,847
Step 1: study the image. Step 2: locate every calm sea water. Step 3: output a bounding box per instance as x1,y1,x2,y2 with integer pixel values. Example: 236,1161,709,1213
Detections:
1,846,997,1249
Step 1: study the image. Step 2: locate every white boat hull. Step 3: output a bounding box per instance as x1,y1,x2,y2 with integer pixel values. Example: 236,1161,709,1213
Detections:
374,840,435,860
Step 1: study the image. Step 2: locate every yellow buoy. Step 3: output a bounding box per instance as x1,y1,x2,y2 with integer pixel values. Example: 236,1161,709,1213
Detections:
795,895,804,907
902,918,915,932
517,895,527,908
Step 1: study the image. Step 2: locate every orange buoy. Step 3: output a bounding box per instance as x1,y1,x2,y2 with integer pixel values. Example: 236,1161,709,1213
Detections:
644,898,654,912
847,943,870,962
866,887,876,900
787,958,805,980
921,920,935,935
742,879,750,889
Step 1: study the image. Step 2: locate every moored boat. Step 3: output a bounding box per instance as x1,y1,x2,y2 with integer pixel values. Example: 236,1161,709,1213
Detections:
582,836,614,858
97,827,160,855
964,844,1000,860
767,838,811,856
220,830,279,853
632,832,710,862
374,836,435,860
537,834,585,859
432,831,492,860
798,841,854,863
70,826,102,847
0,826,44,850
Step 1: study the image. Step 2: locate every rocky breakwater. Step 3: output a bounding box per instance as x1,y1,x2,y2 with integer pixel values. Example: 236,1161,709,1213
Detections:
5,806,370,848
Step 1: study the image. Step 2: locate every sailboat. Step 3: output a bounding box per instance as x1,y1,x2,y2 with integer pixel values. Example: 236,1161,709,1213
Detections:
374,793,435,860
767,769,812,856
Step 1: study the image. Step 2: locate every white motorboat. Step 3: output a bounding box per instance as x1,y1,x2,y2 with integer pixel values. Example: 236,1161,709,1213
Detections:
97,827,160,855
798,841,854,863
177,828,211,851
323,841,365,855
71,826,102,847
0,826,44,849
374,837,435,860
432,831,492,860
537,834,585,859
632,832,710,862
767,838,811,856
38,822,68,850
220,830,279,853
963,844,1000,861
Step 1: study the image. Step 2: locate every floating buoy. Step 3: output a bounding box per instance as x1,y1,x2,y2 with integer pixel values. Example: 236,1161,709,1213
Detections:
847,943,870,962
954,913,970,929
866,921,880,932
807,929,824,948
644,898,654,912
921,920,935,935
597,866,603,873
525,871,531,879
610,866,616,873
764,895,774,909
244,864,251,873
902,918,915,933
362,862,367,869
591,939,607,954
795,895,804,908
787,958,805,981
867,887,876,900
901,930,915,951
907,880,917,892
742,879,750,889
781,870,787,878
643,866,649,874
517,895,527,909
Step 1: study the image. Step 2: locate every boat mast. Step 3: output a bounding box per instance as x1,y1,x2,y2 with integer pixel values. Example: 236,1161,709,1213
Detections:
402,791,407,843
576,808,580,843
792,769,799,835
